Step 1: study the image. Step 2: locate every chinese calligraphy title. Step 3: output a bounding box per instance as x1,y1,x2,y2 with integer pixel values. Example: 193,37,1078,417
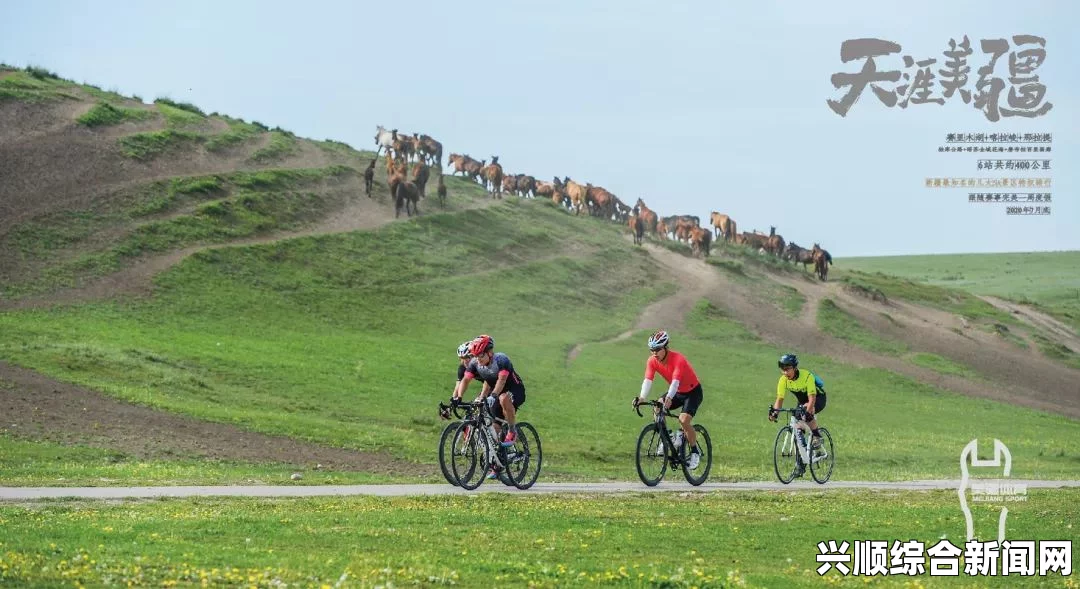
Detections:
828,36,1052,122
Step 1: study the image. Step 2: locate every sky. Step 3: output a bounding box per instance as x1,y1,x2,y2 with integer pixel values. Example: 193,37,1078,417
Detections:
2,0,1076,257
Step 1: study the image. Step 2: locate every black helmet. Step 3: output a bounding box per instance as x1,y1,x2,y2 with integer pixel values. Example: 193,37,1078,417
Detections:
778,353,798,369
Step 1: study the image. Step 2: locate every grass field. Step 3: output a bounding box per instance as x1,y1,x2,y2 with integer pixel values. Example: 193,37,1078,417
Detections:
1,490,1076,588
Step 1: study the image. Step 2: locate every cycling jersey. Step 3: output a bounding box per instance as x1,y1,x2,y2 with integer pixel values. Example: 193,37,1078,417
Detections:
465,352,524,390
457,363,467,382
777,368,823,401
645,350,700,394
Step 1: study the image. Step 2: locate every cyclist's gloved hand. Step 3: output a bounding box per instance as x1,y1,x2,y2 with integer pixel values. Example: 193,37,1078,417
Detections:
768,408,778,422
449,396,460,407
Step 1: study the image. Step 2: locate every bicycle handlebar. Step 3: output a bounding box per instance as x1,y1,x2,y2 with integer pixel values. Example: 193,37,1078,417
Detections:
634,398,678,419
438,400,475,420
768,405,810,420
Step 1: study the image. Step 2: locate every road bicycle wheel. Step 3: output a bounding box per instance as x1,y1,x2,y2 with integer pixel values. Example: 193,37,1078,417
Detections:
809,427,834,484
635,423,667,486
773,425,799,484
451,421,485,490
438,420,463,486
507,422,542,490
681,424,712,486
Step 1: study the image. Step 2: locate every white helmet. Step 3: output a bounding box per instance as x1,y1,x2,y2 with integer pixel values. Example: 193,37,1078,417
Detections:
457,341,472,358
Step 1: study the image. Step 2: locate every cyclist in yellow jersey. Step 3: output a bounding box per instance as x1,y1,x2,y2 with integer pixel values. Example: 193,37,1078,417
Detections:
769,354,827,474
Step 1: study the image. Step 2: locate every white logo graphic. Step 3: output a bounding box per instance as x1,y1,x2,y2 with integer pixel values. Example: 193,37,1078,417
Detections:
958,438,1026,543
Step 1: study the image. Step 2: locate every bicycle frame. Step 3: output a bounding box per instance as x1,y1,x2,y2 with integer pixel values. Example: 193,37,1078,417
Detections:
452,399,515,473
635,399,687,466
772,407,813,465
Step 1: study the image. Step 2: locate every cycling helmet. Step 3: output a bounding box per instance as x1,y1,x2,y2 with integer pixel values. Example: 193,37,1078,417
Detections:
457,341,472,358
778,353,799,369
469,334,494,357
647,330,670,351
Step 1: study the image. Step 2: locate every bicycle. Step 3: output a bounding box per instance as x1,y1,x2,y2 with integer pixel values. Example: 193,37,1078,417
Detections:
633,399,712,486
446,398,542,490
437,400,476,486
769,406,834,484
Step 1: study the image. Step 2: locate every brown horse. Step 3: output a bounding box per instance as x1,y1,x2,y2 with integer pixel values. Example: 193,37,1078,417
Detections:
812,243,833,281
764,226,785,258
634,198,658,234
690,226,712,258
482,156,504,198
411,162,430,199
436,173,447,207
562,177,588,214
416,133,443,167
629,214,644,246
448,153,484,181
710,211,736,241
739,231,768,251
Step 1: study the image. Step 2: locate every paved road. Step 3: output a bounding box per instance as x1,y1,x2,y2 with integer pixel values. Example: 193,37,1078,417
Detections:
2,480,1078,500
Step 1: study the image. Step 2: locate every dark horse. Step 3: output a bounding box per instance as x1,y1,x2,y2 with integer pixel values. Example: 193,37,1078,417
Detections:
394,180,420,218
364,158,376,197
784,242,815,271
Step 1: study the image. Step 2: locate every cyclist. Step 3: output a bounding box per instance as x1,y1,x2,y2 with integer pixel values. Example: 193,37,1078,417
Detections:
632,330,705,470
769,353,827,476
440,341,473,420
454,334,526,448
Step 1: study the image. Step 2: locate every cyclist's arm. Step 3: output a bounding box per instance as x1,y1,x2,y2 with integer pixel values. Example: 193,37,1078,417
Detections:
453,373,473,401
638,358,657,400
490,355,513,397
666,356,685,399
774,378,786,410
491,372,509,397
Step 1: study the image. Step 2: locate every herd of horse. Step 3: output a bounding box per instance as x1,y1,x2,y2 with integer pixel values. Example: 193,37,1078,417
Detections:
371,125,834,280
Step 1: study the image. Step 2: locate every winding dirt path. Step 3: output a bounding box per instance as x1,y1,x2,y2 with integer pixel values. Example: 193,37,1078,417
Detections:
568,242,1080,419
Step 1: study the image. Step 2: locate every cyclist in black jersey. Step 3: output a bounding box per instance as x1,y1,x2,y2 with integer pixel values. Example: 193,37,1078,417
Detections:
441,341,473,420
453,334,526,447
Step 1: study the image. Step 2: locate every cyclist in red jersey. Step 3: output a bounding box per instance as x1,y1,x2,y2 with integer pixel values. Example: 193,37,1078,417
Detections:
632,329,705,470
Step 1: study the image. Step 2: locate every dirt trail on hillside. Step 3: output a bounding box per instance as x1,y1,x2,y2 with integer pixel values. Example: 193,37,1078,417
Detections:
568,242,1080,419
0,361,432,477
978,295,1080,346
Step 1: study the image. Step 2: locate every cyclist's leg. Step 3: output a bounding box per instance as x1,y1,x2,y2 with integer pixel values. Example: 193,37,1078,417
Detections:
498,386,525,444
809,392,826,446
490,395,506,440
677,385,703,450
793,392,814,439
667,393,687,439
